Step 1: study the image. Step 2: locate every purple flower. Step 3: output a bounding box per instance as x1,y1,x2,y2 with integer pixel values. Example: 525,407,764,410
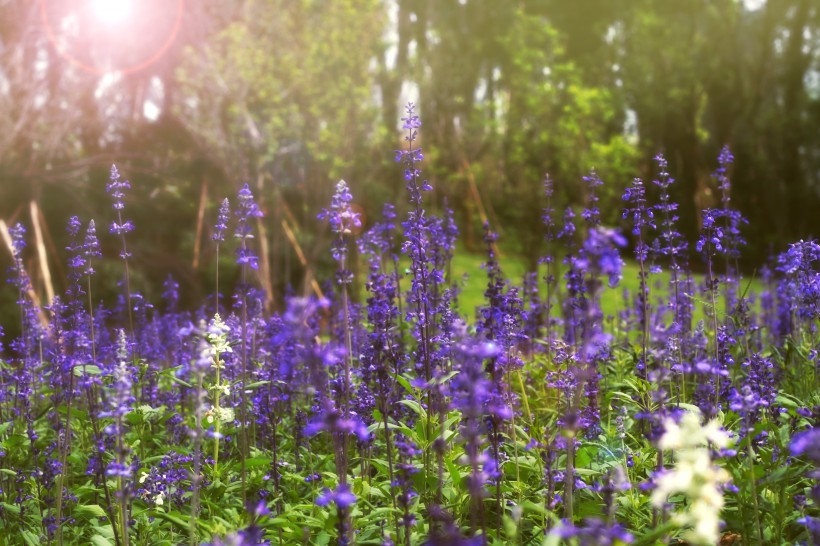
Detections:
582,170,604,227
106,164,130,212
235,183,264,269
728,385,768,420
713,145,734,209
136,451,195,508
66,216,87,285
776,240,820,322
651,154,688,266
622,177,655,260
213,198,230,243
582,227,626,289
107,165,134,240
318,180,361,238
791,428,820,463
204,525,269,546
315,484,357,509
396,102,432,207
304,401,371,442
319,180,361,271
401,103,421,131
554,518,634,545
83,220,101,276
100,330,134,422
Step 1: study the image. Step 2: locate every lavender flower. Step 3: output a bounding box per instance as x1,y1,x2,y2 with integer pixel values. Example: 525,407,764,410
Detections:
552,518,634,545
582,170,604,228
581,227,626,290
66,217,87,299
234,183,264,270
319,180,362,264
304,401,371,443
316,483,357,545
651,154,687,270
107,165,134,240
203,501,271,545
713,145,734,210
107,165,129,211
777,240,820,323
213,198,230,242
315,484,357,509
622,178,654,260
83,220,101,277
136,451,194,508
101,331,134,444
451,337,501,536
791,428,820,464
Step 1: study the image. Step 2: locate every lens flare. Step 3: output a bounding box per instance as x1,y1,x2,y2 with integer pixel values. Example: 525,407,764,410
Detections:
90,0,132,26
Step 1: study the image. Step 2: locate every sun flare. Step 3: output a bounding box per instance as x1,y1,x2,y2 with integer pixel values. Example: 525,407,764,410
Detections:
89,0,133,26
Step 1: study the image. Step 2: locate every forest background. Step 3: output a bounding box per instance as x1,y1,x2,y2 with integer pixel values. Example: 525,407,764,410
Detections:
1,0,818,316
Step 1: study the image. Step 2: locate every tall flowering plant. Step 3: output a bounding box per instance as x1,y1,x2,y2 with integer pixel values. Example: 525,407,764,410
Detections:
107,165,135,335
652,412,731,545
318,180,361,415
233,183,263,503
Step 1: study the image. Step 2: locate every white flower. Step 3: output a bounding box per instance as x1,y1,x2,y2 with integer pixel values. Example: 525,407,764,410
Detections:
658,419,684,450
652,410,731,546
702,419,730,449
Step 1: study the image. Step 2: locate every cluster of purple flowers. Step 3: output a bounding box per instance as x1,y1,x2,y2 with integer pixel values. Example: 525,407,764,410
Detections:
0,105,819,546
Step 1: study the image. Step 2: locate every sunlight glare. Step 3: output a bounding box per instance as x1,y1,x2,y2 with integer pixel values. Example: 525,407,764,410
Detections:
90,0,133,26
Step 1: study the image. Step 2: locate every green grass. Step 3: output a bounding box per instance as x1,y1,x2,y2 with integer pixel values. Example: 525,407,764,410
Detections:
444,247,764,325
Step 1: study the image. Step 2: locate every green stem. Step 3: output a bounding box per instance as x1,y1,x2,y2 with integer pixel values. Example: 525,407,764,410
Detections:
707,258,721,409
213,354,222,472
240,259,248,506
564,432,575,522
190,352,204,546
117,414,130,546
54,372,75,546
746,431,764,544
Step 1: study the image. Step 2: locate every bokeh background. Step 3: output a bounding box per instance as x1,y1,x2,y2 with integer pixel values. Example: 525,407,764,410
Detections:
1,0,818,314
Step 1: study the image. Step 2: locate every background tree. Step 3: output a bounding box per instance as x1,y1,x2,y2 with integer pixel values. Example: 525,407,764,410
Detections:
0,0,817,311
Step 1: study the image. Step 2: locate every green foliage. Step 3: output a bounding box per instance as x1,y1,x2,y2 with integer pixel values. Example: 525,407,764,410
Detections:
176,0,383,183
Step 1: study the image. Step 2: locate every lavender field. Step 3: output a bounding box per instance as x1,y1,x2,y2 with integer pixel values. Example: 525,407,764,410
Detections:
0,101,817,546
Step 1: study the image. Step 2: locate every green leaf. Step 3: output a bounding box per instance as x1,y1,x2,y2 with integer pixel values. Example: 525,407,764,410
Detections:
503,514,518,540
165,374,193,389
75,504,109,519
90,536,114,546
21,531,40,546
245,456,272,469
0,502,20,515
91,524,115,539
395,374,415,396
399,399,427,420
446,455,463,488
442,414,461,432
73,364,102,376
676,403,703,415
521,501,549,517
429,370,459,386
632,521,678,545
2,433,29,449
152,510,190,530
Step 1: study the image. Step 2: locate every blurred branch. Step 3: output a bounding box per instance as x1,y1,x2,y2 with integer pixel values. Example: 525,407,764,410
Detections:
30,201,54,305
